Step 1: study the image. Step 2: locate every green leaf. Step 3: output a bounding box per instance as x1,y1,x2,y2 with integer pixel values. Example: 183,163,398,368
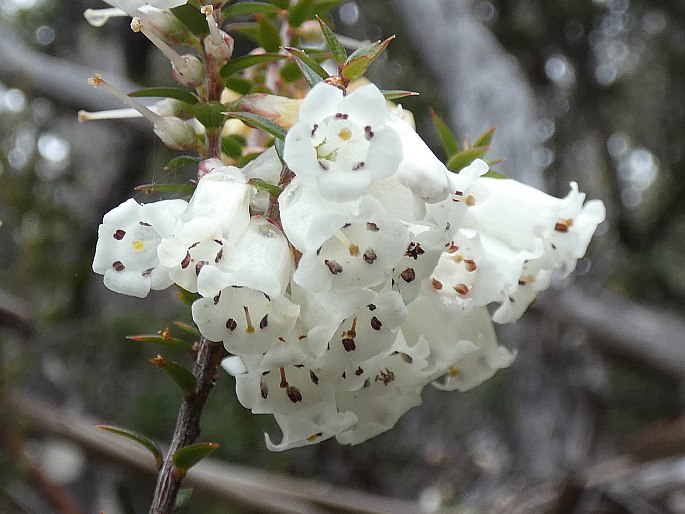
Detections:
482,169,507,179
284,47,329,79
225,111,287,140
279,60,303,83
220,53,287,79
316,15,346,64
150,356,197,398
129,87,199,105
164,155,201,171
446,146,490,173
313,0,344,15
223,1,281,17
341,35,395,80
474,126,496,148
227,22,260,44
267,0,289,8
134,183,196,195
221,135,245,159
175,285,199,305
248,178,283,198
175,488,193,511
381,89,419,101
172,321,201,338
173,442,220,476
257,14,282,52
224,76,253,95
96,425,163,469
171,5,209,37
283,50,325,86
430,108,459,157
127,333,194,351
193,102,226,130
288,0,315,27
346,34,394,63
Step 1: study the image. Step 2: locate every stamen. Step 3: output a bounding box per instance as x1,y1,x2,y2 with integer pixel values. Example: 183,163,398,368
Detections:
279,367,288,388
453,283,470,296
113,229,126,240
88,74,164,126
83,8,127,28
464,259,477,272
306,433,322,442
333,229,359,256
243,306,255,334
432,278,443,290
555,218,574,232
131,17,186,73
226,319,237,331
78,108,143,122
201,5,222,43
370,316,382,330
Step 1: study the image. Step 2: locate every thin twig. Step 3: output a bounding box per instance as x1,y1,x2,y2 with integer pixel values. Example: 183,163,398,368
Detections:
148,338,226,513
10,391,423,514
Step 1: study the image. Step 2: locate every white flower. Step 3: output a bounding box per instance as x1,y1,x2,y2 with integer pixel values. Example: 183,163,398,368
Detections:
387,115,451,203
196,216,293,298
292,196,409,293
157,166,252,293
191,287,299,355
100,0,187,13
283,82,402,202
92,198,187,298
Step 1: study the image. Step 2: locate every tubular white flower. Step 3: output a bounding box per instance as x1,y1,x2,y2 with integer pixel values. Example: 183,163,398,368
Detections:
192,288,300,355
92,198,187,298
157,166,252,292
196,216,293,298
387,114,451,203
101,0,187,14
292,196,410,293
266,406,358,451
283,82,402,202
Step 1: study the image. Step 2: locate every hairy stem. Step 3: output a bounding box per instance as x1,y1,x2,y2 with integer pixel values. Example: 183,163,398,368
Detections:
149,337,226,513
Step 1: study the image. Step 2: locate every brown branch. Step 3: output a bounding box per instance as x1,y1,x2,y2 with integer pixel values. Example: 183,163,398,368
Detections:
10,391,423,514
148,338,226,513
536,284,685,380
0,289,32,335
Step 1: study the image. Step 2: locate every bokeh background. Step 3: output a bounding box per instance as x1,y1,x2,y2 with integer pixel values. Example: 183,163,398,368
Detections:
1,0,685,512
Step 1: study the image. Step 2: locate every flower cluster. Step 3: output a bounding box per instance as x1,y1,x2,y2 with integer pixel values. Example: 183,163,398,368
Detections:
93,81,605,450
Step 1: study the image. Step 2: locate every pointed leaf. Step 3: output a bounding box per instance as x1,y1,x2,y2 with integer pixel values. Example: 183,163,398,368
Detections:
175,488,193,511
221,135,245,159
226,22,261,45
173,321,201,338
224,111,287,140
193,101,227,130
257,14,282,52
284,47,329,80
248,178,283,198
225,76,253,95
127,333,194,351
482,169,507,179
284,52,324,86
474,126,497,148
430,108,459,157
341,36,397,80
164,155,201,171
171,5,209,37
220,53,288,79
288,0,315,28
150,355,197,397
316,15,346,64
346,34,394,63
134,183,196,195
129,87,199,105
176,285,199,305
223,1,281,17
313,0,344,15
446,145,490,173
381,89,419,101
173,442,220,476
96,425,163,469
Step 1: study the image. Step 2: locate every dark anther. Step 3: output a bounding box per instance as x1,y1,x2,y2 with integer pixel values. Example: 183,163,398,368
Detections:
370,316,382,330
226,318,237,331
112,261,125,272
113,229,126,240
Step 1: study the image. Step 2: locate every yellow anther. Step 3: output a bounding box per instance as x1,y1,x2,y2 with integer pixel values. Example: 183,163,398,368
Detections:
338,128,352,141
448,367,459,376
306,433,319,442
132,240,145,251
243,306,255,334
